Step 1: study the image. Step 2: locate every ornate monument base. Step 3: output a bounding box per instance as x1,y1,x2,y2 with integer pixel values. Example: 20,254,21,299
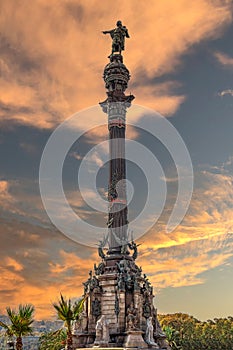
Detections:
123,330,148,348
72,252,171,349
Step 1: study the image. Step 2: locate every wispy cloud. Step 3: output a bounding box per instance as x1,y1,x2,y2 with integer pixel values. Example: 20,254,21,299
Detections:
0,179,49,226
0,180,15,207
134,168,233,289
215,51,233,67
138,233,233,289
218,89,233,97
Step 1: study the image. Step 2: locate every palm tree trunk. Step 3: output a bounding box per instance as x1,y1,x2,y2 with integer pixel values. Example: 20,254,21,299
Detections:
66,330,73,350
16,337,23,350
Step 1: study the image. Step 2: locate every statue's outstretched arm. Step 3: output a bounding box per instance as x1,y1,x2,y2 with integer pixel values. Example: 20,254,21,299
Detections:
102,29,115,39
102,30,112,35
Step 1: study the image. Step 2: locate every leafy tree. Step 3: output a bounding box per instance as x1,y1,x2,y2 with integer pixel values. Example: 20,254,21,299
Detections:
163,325,182,349
53,294,85,350
39,329,67,350
158,313,233,350
0,304,35,350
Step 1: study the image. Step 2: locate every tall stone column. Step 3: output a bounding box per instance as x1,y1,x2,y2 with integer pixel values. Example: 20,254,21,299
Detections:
100,54,134,255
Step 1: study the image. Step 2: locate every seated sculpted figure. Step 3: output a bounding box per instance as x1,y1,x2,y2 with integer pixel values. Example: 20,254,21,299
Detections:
126,302,138,331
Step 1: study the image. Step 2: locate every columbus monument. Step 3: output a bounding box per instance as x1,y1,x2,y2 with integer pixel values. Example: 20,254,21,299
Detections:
72,21,171,349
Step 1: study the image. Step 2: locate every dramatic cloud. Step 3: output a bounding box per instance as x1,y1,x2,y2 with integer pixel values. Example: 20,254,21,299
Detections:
138,233,233,289
136,170,233,289
0,217,95,319
0,0,232,130
0,168,233,319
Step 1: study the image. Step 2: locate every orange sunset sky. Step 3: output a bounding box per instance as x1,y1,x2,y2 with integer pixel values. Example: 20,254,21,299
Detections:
1,0,233,320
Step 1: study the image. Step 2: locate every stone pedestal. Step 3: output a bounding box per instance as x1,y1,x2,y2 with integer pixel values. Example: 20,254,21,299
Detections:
73,333,88,348
123,330,148,349
93,341,109,348
99,274,118,333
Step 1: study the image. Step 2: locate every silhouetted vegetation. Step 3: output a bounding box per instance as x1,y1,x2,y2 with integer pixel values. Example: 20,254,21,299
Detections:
159,313,233,350
1,304,233,350
39,329,66,350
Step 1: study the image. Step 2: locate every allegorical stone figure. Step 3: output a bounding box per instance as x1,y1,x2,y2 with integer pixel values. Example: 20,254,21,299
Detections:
72,310,87,335
103,20,130,56
145,316,159,348
94,315,110,345
126,302,138,331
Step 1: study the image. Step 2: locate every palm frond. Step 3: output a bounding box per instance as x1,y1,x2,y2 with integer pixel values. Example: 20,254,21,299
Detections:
3,304,35,338
0,321,14,337
53,294,86,334
73,297,85,319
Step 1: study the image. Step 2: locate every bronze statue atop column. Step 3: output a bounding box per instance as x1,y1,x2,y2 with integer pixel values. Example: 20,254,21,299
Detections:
103,20,130,56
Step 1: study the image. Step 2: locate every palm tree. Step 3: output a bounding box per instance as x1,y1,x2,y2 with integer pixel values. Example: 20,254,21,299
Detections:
0,304,35,350
53,294,85,350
